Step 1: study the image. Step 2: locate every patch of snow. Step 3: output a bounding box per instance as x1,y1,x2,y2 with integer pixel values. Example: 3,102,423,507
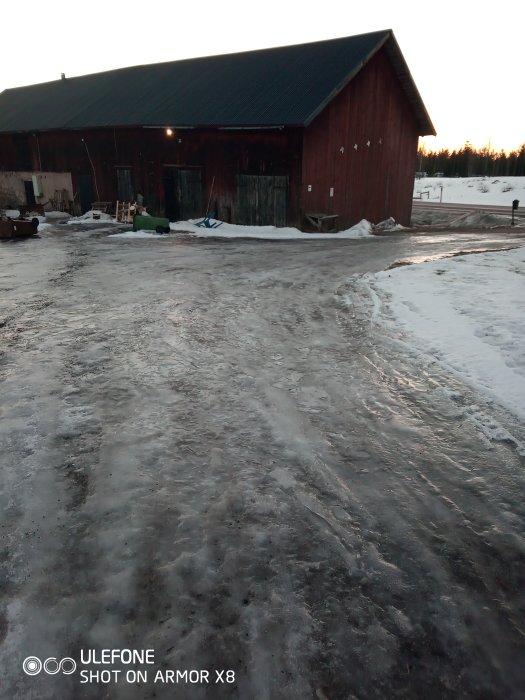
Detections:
67,210,117,224
465,406,525,456
4,209,20,218
338,219,374,238
359,247,525,451
373,218,408,233
168,218,375,239
109,230,165,239
373,217,397,232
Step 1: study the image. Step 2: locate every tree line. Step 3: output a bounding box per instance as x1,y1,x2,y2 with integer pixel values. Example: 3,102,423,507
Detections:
417,142,525,177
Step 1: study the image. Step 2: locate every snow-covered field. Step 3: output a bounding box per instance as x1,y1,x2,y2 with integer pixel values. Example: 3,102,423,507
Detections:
414,176,525,205
358,247,525,454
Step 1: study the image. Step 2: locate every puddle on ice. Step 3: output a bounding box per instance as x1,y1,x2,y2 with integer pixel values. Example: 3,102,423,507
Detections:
386,246,519,269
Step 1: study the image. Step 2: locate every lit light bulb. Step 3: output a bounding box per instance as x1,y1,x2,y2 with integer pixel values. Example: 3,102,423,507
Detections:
166,128,173,137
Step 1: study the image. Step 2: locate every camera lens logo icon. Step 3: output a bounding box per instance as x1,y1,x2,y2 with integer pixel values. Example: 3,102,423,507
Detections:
23,657,42,676
23,656,76,676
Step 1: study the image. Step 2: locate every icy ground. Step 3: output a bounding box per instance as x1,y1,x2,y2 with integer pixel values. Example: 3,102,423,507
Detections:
1,225,525,699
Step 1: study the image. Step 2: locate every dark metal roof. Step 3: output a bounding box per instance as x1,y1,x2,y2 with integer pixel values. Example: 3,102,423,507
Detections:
0,30,435,135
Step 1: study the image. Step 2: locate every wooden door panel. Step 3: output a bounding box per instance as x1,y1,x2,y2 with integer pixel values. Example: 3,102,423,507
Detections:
236,175,288,226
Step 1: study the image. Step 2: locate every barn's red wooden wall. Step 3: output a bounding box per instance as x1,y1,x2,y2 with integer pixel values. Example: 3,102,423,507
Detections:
0,47,422,227
0,127,303,223
301,48,419,227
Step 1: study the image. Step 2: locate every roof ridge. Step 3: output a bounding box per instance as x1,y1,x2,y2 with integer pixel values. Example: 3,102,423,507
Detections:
0,30,434,135
1,30,392,90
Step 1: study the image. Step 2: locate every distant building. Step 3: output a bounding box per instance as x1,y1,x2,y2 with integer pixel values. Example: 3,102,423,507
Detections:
0,30,434,227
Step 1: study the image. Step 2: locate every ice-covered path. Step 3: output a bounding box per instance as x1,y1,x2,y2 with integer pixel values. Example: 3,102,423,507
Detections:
1,227,525,699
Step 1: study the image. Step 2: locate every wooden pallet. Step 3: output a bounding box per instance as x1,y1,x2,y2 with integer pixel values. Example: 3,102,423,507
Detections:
115,201,136,223
91,201,114,214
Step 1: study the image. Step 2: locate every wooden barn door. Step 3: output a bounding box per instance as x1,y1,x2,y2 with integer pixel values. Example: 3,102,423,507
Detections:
236,175,288,226
163,167,202,221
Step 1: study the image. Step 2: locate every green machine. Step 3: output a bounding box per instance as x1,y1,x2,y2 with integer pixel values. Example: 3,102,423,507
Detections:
133,215,170,234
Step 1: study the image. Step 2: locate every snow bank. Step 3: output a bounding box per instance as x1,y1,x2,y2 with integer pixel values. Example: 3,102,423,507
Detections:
167,218,375,239
414,176,525,206
67,210,117,224
360,247,525,451
108,219,375,240
338,219,374,237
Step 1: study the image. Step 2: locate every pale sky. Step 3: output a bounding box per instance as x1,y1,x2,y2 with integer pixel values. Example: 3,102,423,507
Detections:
1,0,523,153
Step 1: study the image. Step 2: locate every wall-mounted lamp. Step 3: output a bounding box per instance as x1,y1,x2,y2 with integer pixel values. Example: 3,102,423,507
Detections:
166,128,174,137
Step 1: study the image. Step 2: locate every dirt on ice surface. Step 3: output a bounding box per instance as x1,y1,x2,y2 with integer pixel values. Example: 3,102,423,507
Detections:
1,226,525,700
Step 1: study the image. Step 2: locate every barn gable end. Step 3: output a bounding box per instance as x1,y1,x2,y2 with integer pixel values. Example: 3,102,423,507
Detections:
302,47,420,227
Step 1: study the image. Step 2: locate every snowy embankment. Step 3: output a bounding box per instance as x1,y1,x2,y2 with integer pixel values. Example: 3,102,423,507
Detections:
358,247,525,453
172,218,374,239
36,210,119,231
414,176,525,205
66,210,117,224
110,219,374,240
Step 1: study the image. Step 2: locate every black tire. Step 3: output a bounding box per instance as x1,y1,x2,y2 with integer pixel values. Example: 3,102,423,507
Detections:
164,226,170,234
31,217,40,227
155,225,165,234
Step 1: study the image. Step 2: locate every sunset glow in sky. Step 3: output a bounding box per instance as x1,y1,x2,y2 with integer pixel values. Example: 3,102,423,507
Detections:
1,0,523,153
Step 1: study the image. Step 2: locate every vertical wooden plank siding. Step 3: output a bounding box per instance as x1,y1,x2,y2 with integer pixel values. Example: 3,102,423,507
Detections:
0,127,302,225
302,48,419,227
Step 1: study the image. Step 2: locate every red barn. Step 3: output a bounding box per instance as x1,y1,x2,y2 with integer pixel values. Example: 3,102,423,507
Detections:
0,30,434,228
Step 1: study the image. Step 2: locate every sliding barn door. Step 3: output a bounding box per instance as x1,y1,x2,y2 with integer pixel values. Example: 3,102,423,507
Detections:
236,175,288,226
